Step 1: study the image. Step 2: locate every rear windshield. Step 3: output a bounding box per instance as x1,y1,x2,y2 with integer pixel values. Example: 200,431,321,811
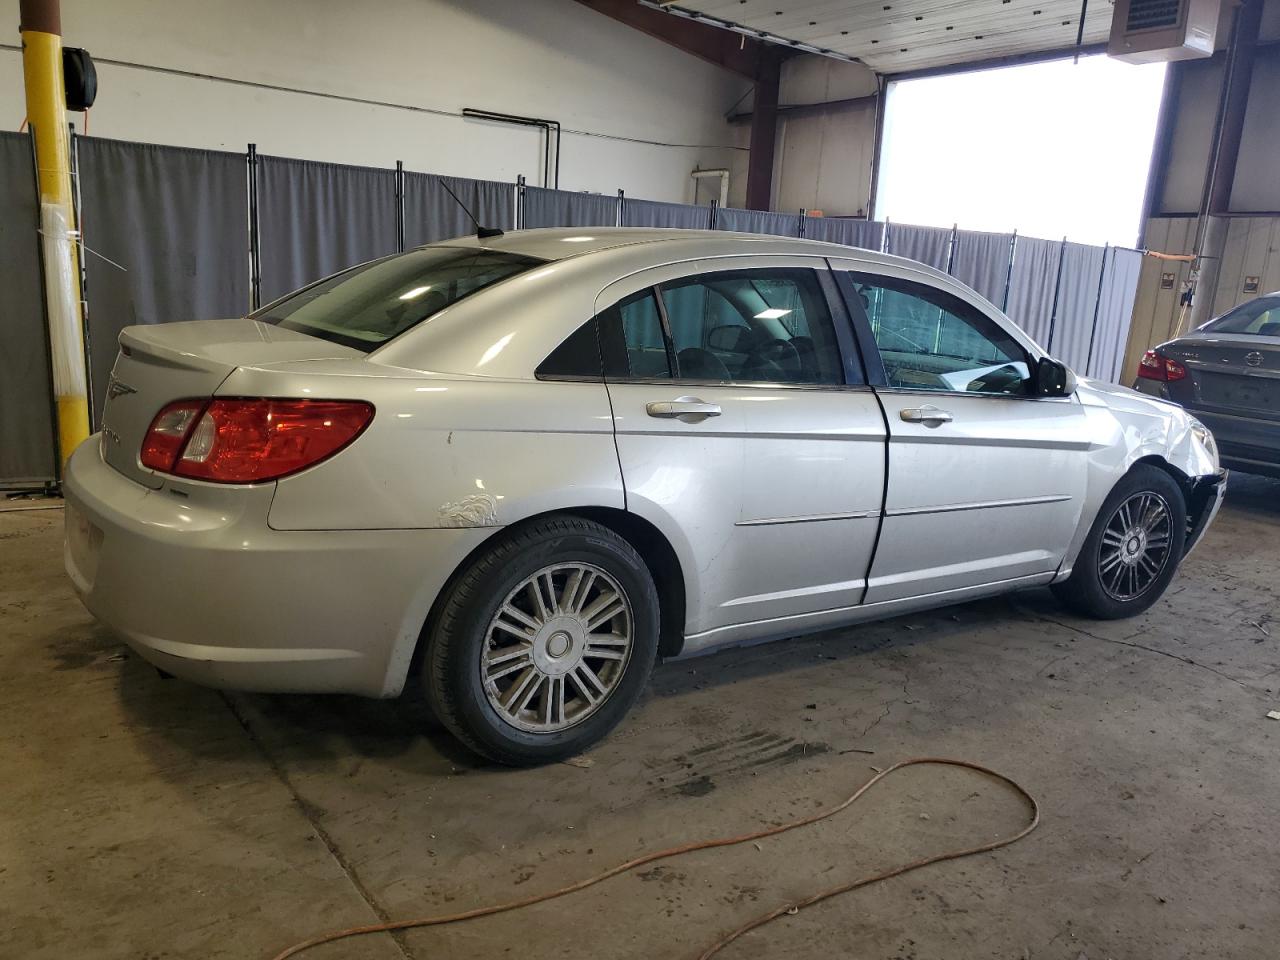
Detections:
1202,296,1280,337
254,247,543,351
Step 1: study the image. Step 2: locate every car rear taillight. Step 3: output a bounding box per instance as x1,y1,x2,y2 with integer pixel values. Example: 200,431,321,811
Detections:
140,399,373,483
140,400,207,472
1137,349,1186,382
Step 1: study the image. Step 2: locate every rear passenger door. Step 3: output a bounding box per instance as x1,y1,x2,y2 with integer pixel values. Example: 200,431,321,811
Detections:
596,257,886,646
830,259,1091,603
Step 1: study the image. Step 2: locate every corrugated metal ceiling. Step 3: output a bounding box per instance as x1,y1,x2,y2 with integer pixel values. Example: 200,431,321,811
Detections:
649,0,1117,74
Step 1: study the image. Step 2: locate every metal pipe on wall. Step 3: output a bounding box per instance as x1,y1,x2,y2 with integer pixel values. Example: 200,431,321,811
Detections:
19,0,89,467
691,167,729,209
462,108,560,189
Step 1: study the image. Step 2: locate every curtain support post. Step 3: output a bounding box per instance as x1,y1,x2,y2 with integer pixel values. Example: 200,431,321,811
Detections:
1045,236,1068,353
1084,244,1111,376
394,160,405,252
1001,230,1018,312
246,143,261,311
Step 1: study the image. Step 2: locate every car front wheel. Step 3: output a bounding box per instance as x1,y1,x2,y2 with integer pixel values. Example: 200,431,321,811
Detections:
424,515,659,765
1052,464,1187,620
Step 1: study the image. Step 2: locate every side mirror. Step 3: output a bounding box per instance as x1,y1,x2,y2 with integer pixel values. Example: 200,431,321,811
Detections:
1035,357,1076,397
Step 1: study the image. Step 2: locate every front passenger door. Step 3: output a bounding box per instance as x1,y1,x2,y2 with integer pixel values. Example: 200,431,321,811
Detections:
832,262,1091,604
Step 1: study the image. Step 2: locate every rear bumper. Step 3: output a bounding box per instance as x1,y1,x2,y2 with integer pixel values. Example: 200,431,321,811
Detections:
1183,468,1227,559
62,437,493,697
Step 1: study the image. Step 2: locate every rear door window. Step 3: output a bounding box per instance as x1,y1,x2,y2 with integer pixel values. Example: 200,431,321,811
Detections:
658,270,844,384
594,269,845,384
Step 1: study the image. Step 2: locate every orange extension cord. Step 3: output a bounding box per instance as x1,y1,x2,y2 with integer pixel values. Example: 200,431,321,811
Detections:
269,757,1040,960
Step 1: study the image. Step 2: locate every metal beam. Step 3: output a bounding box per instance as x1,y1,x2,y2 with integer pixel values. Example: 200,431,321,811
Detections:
571,0,769,78
884,42,1108,82
746,50,781,211
1186,0,1264,333
1139,59,1184,226
1205,0,1262,215
727,91,877,125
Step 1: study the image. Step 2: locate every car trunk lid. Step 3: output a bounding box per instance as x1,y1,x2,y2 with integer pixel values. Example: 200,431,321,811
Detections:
1163,338,1280,418
100,319,363,489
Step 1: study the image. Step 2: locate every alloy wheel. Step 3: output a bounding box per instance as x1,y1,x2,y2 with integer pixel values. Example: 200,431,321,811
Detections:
481,562,634,733
1098,492,1173,602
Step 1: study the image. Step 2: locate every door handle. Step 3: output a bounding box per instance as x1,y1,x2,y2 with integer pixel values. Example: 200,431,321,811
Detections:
646,397,722,423
900,405,953,427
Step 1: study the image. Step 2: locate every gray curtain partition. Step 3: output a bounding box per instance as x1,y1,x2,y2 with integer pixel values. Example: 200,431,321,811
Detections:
78,137,250,423
403,172,515,247
3,130,1153,470
716,207,801,236
886,223,952,270
621,197,712,229
523,187,616,229
1050,242,1108,375
949,230,1014,306
258,156,398,303
803,216,884,251
1090,248,1143,381
0,131,56,483
1004,237,1062,345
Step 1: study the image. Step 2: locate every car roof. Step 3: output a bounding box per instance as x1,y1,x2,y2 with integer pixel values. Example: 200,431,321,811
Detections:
425,226,946,279
376,225,1039,380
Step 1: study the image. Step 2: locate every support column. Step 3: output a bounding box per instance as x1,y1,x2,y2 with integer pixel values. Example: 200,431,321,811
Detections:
20,0,89,466
745,51,782,212
1187,0,1262,333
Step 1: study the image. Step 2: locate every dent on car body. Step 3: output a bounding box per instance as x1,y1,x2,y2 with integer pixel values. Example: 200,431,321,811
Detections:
437,494,500,528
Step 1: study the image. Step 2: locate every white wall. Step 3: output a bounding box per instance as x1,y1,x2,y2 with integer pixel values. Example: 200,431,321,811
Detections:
1125,214,1280,378
0,0,748,203
720,55,880,214
775,55,880,216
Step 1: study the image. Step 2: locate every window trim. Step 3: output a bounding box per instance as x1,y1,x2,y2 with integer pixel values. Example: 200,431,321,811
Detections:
533,315,605,383
835,268,1051,401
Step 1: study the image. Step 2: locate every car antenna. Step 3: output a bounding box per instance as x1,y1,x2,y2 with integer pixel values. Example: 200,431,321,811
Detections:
438,180,504,239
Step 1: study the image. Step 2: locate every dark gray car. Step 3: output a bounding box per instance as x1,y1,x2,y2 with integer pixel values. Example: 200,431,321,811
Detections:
1135,293,1280,478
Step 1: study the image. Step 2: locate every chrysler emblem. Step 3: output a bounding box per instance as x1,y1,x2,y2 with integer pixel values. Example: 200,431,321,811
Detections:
1245,351,1263,367
106,377,136,400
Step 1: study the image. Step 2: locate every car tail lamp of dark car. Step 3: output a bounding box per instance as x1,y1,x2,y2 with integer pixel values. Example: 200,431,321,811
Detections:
140,399,374,483
1137,349,1187,382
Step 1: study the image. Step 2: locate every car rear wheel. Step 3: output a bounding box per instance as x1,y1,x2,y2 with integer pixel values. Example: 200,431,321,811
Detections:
424,515,659,765
1052,465,1187,620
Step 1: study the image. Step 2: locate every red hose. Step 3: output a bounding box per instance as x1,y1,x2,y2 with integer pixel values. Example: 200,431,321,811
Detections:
269,757,1041,960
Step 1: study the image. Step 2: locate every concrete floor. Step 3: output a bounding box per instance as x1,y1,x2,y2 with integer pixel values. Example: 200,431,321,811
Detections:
2,476,1278,960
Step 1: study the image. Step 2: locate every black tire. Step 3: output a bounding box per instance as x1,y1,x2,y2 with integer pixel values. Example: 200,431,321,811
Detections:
1052,465,1187,620
424,515,659,766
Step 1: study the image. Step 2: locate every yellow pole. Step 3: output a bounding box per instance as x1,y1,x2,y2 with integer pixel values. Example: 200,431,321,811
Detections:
19,0,89,468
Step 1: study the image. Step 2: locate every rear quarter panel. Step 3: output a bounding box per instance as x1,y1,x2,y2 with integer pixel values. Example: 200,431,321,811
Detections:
211,365,625,531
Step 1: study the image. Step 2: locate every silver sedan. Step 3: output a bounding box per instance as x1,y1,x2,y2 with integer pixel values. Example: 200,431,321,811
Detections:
64,229,1225,764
